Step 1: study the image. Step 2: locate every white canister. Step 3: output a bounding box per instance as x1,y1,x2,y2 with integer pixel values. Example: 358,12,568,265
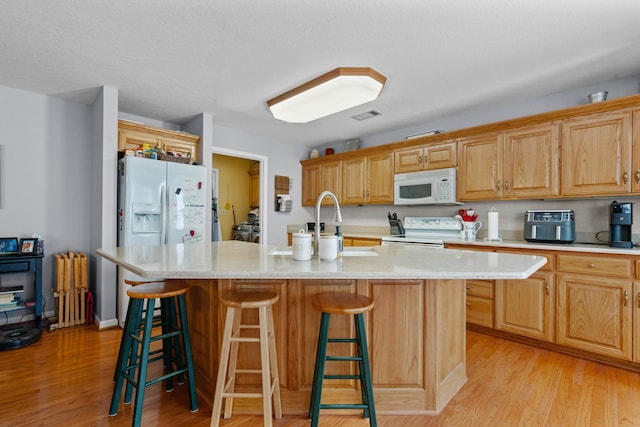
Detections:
319,235,338,261
463,221,482,240
292,229,313,261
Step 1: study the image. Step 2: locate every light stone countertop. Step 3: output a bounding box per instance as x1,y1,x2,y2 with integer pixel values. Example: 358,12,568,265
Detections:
97,240,546,280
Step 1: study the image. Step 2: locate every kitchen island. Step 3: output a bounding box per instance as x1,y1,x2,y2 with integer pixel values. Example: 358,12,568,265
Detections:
97,241,546,414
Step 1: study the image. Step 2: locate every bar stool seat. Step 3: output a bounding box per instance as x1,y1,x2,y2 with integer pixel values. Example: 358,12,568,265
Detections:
309,292,377,427
210,290,282,427
110,281,198,426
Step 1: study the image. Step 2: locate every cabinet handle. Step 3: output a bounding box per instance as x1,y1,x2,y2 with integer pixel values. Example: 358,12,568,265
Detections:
623,171,629,184
505,180,510,191
418,155,422,164
637,292,640,308
636,170,640,184
497,180,501,191
466,302,471,307
588,263,596,268
545,282,550,295
366,190,370,198
624,290,629,307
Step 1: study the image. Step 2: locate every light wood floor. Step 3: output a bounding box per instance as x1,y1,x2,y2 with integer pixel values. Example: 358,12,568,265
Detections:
1,325,640,426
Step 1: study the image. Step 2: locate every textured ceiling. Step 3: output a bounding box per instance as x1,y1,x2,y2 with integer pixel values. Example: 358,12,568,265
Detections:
1,0,640,147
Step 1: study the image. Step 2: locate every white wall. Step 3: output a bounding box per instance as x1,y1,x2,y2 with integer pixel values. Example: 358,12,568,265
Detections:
0,85,93,324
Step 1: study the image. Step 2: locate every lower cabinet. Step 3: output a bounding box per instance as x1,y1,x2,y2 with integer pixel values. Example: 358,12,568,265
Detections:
465,280,494,327
448,242,640,368
556,273,632,360
495,271,555,342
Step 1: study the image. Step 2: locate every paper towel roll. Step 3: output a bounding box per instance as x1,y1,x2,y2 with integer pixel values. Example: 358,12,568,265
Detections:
488,210,499,240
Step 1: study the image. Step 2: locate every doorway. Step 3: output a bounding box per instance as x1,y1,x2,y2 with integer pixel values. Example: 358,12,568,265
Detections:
212,148,267,244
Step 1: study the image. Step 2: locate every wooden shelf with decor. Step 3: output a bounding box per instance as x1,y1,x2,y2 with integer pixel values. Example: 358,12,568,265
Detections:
118,119,200,163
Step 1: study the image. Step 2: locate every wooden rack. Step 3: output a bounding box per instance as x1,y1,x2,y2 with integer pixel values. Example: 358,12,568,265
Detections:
53,251,88,328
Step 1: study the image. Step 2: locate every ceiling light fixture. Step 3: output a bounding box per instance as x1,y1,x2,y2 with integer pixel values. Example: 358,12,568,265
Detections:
267,67,386,123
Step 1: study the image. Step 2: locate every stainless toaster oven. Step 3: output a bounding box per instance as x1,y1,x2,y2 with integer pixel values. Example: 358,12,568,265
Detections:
524,210,575,243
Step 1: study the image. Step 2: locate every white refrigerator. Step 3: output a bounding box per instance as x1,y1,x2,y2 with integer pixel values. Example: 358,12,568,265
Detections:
117,156,207,326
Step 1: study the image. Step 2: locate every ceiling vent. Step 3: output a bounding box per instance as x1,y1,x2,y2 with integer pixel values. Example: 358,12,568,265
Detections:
351,110,381,121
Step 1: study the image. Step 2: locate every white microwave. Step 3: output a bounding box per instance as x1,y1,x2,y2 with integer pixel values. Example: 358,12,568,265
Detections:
394,168,460,205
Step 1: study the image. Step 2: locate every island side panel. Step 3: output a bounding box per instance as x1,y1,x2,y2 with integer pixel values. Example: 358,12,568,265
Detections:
183,278,219,402
425,278,468,413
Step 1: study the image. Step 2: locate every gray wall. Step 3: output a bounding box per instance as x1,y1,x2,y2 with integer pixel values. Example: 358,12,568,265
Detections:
0,85,93,324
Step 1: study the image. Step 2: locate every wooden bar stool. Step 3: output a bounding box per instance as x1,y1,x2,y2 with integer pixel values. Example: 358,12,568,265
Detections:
308,292,376,427
210,290,282,427
110,281,198,426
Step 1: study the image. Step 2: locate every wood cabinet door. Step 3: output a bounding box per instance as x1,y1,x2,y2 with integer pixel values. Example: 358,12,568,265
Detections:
394,146,424,173
248,172,259,208
561,111,632,196
366,151,394,204
557,273,632,360
502,123,560,198
495,271,555,342
632,110,640,193
301,164,320,206
320,160,342,204
342,156,367,205
458,133,502,200
634,282,640,362
424,140,457,170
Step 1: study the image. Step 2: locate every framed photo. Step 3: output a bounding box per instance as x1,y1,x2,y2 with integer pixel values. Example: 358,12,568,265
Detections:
19,238,37,255
0,237,19,255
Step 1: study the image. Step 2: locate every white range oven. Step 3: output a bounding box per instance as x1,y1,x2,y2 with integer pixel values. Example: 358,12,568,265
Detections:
381,216,462,248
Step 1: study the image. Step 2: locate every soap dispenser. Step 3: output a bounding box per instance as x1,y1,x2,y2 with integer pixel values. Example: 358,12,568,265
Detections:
335,225,343,255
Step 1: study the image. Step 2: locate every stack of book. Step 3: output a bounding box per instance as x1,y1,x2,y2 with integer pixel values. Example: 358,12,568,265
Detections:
0,286,23,312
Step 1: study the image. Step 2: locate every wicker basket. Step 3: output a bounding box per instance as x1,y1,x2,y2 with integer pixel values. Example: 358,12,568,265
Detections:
158,152,191,164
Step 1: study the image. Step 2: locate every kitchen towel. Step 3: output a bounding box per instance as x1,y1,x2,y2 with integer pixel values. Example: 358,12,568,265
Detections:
488,208,499,240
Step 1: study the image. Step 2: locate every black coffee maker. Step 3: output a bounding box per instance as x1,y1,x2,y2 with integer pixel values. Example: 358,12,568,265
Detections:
609,201,633,248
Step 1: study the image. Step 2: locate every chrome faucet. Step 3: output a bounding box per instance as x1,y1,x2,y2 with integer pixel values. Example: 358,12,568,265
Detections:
314,191,342,256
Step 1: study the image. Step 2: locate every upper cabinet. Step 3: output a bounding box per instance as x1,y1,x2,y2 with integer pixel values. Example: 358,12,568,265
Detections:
502,122,560,198
300,94,640,205
248,162,260,208
343,151,394,205
561,110,632,196
301,158,343,207
458,133,501,200
394,140,457,173
630,110,640,193
458,123,560,201
118,120,200,163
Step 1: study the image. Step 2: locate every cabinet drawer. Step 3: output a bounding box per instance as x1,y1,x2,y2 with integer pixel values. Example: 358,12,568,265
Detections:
466,280,494,299
557,254,632,278
466,296,493,327
0,262,29,273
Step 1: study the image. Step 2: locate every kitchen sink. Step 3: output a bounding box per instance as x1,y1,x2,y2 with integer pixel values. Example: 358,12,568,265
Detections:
269,247,379,257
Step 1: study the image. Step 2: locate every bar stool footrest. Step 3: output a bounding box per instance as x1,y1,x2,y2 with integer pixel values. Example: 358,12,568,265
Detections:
320,403,368,410
326,356,363,362
324,374,361,380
